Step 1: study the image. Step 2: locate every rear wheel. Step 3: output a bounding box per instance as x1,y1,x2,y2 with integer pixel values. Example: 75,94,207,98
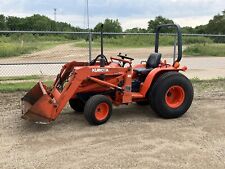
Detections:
149,72,193,118
84,95,112,125
69,98,85,113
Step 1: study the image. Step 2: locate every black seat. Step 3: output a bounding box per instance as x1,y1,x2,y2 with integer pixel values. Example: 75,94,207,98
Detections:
146,53,162,69
134,53,162,75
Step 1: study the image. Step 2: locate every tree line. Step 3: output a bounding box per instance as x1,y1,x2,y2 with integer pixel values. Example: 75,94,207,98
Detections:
94,10,225,35
0,14,82,32
0,9,225,35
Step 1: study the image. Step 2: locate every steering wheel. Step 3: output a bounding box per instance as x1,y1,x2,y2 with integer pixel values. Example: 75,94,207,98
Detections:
117,53,134,61
90,54,109,66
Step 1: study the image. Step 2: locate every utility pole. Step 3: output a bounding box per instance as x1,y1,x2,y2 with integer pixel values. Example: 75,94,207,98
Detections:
87,0,92,62
87,0,90,30
54,8,57,22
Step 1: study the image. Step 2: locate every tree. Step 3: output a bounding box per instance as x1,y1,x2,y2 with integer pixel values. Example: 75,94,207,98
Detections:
195,25,207,34
0,15,7,30
4,14,82,32
147,16,174,32
125,27,147,33
94,19,122,33
23,14,52,31
182,26,196,34
206,11,225,34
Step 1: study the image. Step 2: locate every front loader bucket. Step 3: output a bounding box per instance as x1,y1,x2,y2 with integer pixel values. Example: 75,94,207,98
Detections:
21,82,57,124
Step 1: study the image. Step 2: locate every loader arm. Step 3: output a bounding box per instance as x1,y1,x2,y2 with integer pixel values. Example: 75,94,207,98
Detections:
21,65,132,123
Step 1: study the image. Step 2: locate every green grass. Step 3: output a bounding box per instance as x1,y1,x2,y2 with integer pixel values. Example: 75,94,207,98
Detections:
0,41,63,58
75,35,213,48
0,34,216,57
191,77,225,83
0,81,53,92
0,75,53,92
0,77,224,93
184,44,225,56
0,33,223,58
191,78,225,91
0,75,41,81
0,34,71,58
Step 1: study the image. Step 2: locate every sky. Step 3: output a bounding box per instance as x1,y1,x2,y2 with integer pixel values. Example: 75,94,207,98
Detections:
0,0,224,30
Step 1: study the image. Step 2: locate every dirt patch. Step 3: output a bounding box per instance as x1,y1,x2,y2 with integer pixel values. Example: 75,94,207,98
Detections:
0,82,225,169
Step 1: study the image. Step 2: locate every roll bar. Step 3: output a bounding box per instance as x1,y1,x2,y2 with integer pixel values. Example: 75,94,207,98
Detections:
100,24,105,67
155,24,182,63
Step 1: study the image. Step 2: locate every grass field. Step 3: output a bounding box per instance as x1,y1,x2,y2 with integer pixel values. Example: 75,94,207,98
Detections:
0,41,63,58
0,75,53,92
0,80,53,92
0,75,224,92
75,35,213,48
0,34,71,58
1,34,225,58
191,77,225,91
0,75,40,81
184,44,225,56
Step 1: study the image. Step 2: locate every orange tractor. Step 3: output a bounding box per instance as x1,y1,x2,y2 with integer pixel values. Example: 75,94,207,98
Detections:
21,24,193,125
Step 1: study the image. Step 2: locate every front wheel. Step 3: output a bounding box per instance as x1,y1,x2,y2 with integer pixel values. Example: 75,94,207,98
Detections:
84,95,112,125
149,72,194,118
69,98,85,113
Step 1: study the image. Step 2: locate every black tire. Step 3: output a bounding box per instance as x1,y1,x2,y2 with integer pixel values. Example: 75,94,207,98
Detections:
149,71,193,118
84,95,112,125
69,98,85,113
136,101,149,106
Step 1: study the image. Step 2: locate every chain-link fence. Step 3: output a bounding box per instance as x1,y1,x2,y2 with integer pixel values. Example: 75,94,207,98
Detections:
0,31,225,77
0,31,90,77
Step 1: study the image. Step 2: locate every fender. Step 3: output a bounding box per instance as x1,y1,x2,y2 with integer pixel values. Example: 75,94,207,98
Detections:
140,66,187,96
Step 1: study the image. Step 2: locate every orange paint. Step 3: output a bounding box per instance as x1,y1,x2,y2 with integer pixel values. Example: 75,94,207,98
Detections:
21,60,186,123
165,85,185,108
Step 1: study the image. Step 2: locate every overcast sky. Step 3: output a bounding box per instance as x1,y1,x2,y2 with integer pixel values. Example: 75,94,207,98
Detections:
0,0,224,30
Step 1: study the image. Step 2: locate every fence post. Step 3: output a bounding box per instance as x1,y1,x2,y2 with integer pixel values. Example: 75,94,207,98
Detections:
88,32,92,62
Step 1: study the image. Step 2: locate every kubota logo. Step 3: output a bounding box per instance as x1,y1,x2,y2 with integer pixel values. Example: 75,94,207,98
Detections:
92,68,109,73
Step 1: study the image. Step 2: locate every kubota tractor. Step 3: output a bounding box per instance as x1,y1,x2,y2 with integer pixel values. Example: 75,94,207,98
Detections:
21,24,194,125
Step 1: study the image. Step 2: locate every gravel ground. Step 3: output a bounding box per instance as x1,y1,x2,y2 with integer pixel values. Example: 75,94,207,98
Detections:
0,81,225,169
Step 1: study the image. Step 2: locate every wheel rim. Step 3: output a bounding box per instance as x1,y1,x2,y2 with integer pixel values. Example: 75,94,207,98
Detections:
95,103,109,121
165,85,185,108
